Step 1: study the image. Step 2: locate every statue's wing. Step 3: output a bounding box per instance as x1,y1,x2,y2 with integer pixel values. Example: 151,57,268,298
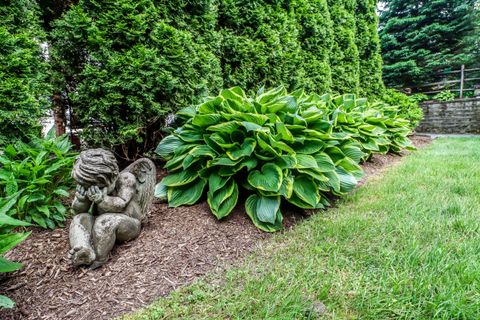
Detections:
122,158,156,220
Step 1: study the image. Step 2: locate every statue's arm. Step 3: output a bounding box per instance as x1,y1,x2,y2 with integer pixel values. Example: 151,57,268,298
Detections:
97,173,136,213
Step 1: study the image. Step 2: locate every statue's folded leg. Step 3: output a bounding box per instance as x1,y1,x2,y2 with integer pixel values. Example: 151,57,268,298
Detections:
69,213,96,266
91,213,141,268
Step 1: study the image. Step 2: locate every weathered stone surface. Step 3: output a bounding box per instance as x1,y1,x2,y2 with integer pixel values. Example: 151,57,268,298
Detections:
69,149,156,268
417,98,480,133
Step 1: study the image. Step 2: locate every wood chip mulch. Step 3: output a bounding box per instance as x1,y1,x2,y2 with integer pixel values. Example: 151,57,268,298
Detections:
0,135,431,320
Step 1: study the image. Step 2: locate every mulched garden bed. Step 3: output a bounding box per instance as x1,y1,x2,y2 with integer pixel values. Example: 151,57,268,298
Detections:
0,135,431,320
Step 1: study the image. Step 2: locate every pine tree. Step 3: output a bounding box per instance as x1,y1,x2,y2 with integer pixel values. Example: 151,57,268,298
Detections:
380,0,479,87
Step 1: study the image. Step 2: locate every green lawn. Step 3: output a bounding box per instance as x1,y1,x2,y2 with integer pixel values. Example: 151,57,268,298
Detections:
125,138,480,320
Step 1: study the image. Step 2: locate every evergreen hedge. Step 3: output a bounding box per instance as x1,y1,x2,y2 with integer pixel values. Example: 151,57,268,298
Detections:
217,1,305,90
327,0,360,95
355,0,384,97
0,0,50,146
45,0,386,157
51,0,223,159
291,0,334,94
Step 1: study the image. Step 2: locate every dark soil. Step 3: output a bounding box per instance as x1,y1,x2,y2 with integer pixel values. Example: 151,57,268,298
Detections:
0,136,431,320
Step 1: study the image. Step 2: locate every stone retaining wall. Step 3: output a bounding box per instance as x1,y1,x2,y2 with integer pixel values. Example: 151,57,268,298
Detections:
417,98,480,133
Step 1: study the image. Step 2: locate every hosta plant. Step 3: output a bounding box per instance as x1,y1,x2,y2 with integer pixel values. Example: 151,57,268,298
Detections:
0,214,30,308
325,94,415,159
155,87,414,232
0,129,76,228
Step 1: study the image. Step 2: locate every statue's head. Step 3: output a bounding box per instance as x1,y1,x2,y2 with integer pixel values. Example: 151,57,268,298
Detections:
72,149,119,191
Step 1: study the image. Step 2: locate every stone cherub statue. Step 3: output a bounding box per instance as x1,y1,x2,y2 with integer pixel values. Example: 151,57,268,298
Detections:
69,149,156,268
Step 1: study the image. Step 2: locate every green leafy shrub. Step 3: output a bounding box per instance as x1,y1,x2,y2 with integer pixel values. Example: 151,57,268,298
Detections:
410,93,429,103
0,131,76,228
0,0,50,147
154,87,414,232
0,215,30,309
380,89,424,129
433,90,456,102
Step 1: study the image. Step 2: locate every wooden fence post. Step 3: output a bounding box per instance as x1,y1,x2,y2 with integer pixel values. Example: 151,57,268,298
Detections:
460,64,465,99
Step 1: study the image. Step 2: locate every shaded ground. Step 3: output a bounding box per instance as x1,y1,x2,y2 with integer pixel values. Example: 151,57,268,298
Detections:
0,136,430,320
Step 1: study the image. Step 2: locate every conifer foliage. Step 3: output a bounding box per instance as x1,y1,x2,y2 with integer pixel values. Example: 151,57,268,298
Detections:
380,0,480,87
356,0,384,96
327,0,360,95
51,0,223,159
0,0,50,146
291,0,334,94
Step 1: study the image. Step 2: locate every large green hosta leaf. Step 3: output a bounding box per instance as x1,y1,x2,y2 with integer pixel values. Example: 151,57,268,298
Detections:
227,138,256,160
154,181,167,202
167,178,207,207
256,133,280,156
295,139,325,154
336,158,364,180
296,154,318,169
314,153,336,172
207,178,239,219
336,167,358,193
161,170,199,187
192,114,223,127
245,194,283,232
207,121,241,134
256,195,281,224
275,122,294,142
155,136,185,160
340,144,365,163
248,163,283,192
293,175,320,208
220,87,248,104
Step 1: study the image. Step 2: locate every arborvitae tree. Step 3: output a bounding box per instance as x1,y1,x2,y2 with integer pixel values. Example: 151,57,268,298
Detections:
327,0,360,94
153,0,220,49
0,0,50,146
217,0,306,91
37,0,77,31
51,0,223,159
355,0,384,97
380,0,480,87
291,0,334,93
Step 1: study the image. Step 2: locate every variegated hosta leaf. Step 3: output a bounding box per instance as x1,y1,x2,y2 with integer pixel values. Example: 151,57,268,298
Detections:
245,194,283,232
293,175,320,208
207,178,239,219
247,163,283,192
167,178,207,207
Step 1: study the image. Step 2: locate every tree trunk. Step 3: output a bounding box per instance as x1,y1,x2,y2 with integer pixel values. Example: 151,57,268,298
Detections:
52,93,66,136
